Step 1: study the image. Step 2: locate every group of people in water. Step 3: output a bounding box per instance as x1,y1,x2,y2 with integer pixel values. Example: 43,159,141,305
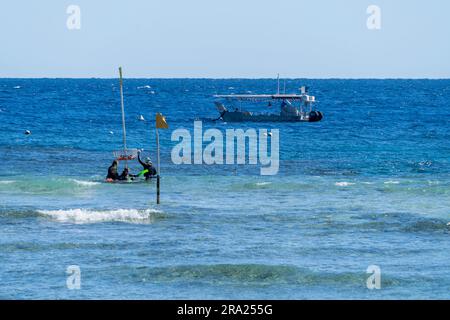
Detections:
106,150,157,182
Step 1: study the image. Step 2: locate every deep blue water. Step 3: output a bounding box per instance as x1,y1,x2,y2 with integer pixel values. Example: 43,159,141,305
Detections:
0,78,449,299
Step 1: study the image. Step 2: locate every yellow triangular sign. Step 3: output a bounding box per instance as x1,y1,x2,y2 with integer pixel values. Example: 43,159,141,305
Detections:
156,113,169,129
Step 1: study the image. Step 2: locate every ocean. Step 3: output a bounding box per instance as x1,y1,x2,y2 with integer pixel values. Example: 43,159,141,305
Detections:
0,78,449,299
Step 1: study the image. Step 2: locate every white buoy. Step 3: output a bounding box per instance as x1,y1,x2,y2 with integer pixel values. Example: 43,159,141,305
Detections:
25,130,31,135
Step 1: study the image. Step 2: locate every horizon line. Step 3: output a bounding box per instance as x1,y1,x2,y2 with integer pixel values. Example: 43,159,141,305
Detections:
1,76,450,80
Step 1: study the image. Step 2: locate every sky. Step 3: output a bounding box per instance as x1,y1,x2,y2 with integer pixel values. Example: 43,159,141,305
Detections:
0,0,449,78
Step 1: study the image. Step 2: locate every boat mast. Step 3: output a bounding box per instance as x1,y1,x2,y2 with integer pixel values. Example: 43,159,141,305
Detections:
119,67,128,168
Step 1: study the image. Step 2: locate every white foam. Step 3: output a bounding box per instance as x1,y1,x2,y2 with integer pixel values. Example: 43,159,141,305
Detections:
13,86,21,89
0,180,15,185
137,85,151,89
37,208,162,224
70,179,101,187
256,182,272,186
384,180,400,185
335,182,355,187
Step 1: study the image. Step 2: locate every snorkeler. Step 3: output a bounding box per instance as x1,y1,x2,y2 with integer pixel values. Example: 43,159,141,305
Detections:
118,167,137,181
137,150,157,180
106,160,120,181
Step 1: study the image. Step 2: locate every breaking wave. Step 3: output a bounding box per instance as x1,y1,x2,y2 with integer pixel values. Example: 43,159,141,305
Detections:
384,180,400,185
335,182,356,187
0,177,101,194
255,182,272,187
70,179,101,187
37,208,164,224
0,180,15,185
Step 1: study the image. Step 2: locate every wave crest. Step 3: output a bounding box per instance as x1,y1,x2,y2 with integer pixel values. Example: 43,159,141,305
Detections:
37,208,164,224
0,180,15,185
335,182,355,187
70,179,101,187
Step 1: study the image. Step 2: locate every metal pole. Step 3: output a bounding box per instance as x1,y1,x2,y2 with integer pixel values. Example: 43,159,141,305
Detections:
277,73,280,95
156,128,161,204
156,175,160,205
119,67,128,168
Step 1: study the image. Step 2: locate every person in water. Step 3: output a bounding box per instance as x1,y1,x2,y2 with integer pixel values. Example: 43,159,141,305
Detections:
106,160,120,180
137,150,157,180
119,167,137,181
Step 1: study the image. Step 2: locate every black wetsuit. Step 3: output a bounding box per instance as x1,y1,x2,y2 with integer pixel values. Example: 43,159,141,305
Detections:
107,164,119,180
119,170,136,181
138,154,157,180
118,172,129,181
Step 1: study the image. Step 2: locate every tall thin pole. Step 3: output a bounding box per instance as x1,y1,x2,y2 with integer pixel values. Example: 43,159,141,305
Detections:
156,128,161,204
277,73,280,95
119,67,128,168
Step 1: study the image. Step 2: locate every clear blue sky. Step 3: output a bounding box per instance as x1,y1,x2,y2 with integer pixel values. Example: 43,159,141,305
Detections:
0,0,449,78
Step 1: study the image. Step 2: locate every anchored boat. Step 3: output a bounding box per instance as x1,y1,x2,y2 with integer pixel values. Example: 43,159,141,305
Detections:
213,86,323,123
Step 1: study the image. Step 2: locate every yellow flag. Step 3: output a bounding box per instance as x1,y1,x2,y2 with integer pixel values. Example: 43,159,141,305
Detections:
156,113,169,129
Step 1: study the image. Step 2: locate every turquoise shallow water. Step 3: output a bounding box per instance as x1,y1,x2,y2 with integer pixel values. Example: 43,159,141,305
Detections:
0,79,449,299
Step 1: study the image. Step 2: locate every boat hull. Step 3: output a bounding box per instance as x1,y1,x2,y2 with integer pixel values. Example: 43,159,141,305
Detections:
221,111,323,123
